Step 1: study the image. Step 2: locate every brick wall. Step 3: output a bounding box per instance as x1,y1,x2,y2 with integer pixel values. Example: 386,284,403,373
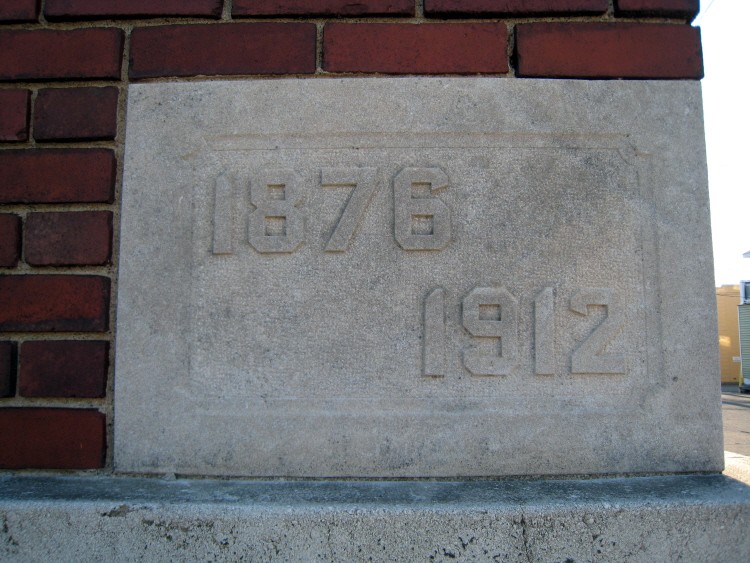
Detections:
0,0,701,471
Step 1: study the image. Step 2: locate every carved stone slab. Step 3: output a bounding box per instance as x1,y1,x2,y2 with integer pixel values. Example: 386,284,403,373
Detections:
116,78,722,477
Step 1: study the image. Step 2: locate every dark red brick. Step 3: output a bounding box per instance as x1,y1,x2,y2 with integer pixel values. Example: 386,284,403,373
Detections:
0,408,105,469
324,23,508,74
24,211,113,266
34,87,119,141
0,342,15,398
46,0,222,19
0,0,38,22
0,90,30,142
130,23,316,79
0,28,123,81
0,149,115,203
515,23,702,79
19,340,108,398
425,0,607,16
233,0,413,17
615,0,698,19
0,275,110,332
0,214,21,268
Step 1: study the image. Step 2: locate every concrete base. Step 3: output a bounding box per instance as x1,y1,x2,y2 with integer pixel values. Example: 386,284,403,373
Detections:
2,474,749,562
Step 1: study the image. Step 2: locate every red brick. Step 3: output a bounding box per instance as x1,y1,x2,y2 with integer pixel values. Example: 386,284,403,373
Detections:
0,0,38,22
425,0,607,16
0,28,123,81
324,23,508,74
0,275,110,332
24,211,113,266
34,87,119,142
0,214,21,268
515,23,702,79
0,408,105,469
0,149,115,203
615,0,698,19
0,90,30,142
0,342,15,398
46,0,222,19
130,23,316,79
233,0,413,17
19,340,108,398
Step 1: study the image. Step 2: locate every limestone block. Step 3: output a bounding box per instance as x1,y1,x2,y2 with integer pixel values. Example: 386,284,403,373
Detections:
117,78,721,477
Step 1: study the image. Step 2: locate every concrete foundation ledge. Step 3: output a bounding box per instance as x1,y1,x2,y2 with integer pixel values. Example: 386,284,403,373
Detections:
1,474,749,562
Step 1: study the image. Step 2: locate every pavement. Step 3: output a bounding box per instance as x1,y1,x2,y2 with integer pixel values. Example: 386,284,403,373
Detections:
723,382,750,457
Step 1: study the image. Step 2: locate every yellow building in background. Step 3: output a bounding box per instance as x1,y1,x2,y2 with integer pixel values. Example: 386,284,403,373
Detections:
717,285,741,383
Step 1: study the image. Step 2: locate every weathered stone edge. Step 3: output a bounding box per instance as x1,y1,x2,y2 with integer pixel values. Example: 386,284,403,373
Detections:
2,474,750,562
1,473,749,507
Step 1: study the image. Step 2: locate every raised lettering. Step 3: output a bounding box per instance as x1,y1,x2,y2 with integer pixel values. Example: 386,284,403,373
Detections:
321,167,378,252
212,174,233,255
570,288,625,374
423,288,447,377
248,170,304,253
462,287,518,376
393,167,451,251
534,287,555,375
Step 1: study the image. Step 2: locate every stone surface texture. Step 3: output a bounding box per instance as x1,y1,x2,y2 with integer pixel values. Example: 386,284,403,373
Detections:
118,78,721,477
1,474,749,561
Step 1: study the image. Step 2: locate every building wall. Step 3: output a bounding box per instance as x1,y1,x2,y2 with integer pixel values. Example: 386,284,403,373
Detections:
741,303,750,387
0,0,703,470
717,285,741,383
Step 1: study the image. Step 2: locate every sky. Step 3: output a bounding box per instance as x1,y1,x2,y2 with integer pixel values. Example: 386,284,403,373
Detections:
695,0,750,286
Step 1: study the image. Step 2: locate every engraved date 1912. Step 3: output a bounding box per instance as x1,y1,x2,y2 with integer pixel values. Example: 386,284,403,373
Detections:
424,286,625,377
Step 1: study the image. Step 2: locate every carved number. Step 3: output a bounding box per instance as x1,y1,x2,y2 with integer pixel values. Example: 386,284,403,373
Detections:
216,167,452,253
422,287,625,377
212,174,234,255
534,287,555,375
321,168,378,252
394,168,451,250
248,170,304,253
462,287,518,376
570,288,625,374
422,288,447,377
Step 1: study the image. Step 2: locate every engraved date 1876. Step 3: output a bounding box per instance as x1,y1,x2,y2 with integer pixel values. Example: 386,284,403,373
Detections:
212,167,451,254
